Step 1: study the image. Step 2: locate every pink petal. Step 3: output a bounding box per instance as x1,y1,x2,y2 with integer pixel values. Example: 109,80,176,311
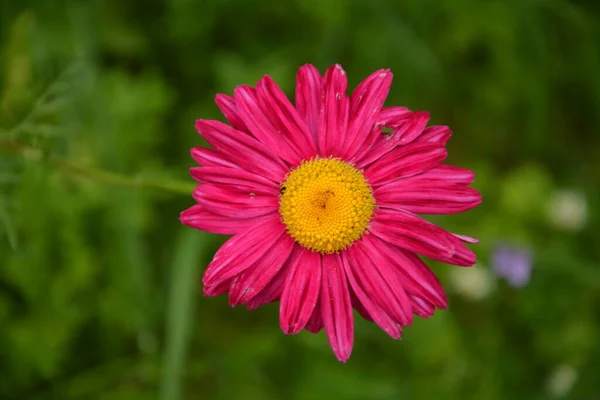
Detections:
371,235,448,308
415,125,452,145
229,232,295,306
246,259,292,310
354,132,387,165
215,94,249,132
193,184,279,218
295,64,322,142
375,183,482,214
342,69,393,160
350,291,373,321
257,75,317,160
305,300,324,333
370,208,476,266
410,295,436,318
452,233,480,244
190,167,279,196
390,111,430,144
190,147,238,168
377,106,413,127
280,247,321,334
202,216,285,287
180,204,268,235
410,164,476,185
234,85,304,165
346,239,413,326
356,111,430,168
349,124,384,165
364,142,447,187
343,254,402,339
372,236,447,309
320,253,354,363
318,64,349,157
204,277,232,297
195,119,288,182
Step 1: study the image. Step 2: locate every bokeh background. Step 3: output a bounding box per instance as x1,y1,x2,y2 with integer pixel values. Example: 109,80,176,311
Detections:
1,0,599,399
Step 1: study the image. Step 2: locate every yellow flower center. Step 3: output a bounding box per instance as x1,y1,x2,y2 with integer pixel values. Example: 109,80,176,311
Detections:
279,158,375,254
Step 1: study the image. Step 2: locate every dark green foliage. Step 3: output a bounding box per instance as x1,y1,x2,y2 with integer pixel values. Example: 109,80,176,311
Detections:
1,0,599,399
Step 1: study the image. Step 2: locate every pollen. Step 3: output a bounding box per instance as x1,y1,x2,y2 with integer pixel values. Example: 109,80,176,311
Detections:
279,158,375,254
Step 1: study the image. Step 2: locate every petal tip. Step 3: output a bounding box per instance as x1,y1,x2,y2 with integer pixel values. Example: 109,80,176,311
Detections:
334,349,352,363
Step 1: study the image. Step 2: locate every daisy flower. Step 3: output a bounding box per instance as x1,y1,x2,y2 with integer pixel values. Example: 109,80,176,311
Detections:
180,64,482,362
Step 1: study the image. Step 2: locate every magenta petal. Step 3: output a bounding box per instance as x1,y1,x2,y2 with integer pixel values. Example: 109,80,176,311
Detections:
321,253,354,362
453,233,480,244
343,254,402,339
364,142,447,187
343,69,393,160
180,204,266,235
280,247,321,334
215,94,249,132
415,125,452,145
204,278,232,297
233,85,303,165
356,133,389,165
191,167,279,196
377,167,476,187
305,300,324,333
410,295,436,318
318,64,349,157
377,106,413,127
375,183,482,214
411,164,476,185
246,260,292,310
370,208,476,266
295,64,322,142
372,236,447,309
193,184,279,218
352,106,413,166
257,75,317,160
390,111,430,145
229,233,295,306
202,216,285,287
350,291,373,322
346,240,413,326
195,119,287,182
356,111,430,168
190,147,238,168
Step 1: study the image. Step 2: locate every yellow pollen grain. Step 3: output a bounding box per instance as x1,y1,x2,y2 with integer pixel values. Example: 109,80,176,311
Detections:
279,158,375,254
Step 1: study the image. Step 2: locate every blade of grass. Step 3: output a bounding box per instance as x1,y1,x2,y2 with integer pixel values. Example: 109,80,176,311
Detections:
161,228,211,400
0,200,17,250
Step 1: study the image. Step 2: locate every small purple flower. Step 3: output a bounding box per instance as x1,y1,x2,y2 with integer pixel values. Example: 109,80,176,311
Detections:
491,242,533,288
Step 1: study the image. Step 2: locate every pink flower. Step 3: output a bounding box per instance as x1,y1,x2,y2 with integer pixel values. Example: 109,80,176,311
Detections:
181,64,482,362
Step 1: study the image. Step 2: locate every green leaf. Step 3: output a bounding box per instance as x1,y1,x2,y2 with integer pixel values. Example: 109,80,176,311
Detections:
160,229,210,400
0,200,17,250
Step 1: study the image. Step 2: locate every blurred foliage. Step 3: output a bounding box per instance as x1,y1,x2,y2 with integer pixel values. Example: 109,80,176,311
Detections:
1,0,599,399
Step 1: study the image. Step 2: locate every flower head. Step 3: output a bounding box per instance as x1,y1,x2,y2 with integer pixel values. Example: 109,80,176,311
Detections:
180,64,482,362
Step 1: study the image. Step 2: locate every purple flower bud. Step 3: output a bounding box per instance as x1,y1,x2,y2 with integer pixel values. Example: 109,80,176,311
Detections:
491,242,533,288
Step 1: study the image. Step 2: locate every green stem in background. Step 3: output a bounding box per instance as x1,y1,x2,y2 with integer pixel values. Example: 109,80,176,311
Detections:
0,138,195,195
55,161,195,195
161,229,211,400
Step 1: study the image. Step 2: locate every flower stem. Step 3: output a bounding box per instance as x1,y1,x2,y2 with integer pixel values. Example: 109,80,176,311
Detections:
0,138,194,196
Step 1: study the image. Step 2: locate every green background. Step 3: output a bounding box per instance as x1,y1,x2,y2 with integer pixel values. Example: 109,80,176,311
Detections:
1,0,599,399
